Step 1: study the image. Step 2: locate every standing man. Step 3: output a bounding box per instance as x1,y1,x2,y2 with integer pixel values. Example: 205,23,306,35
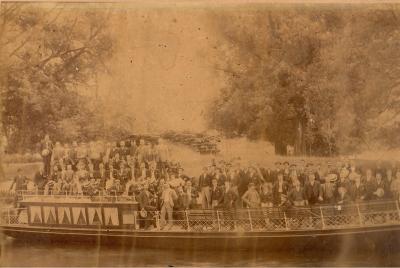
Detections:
137,184,156,230
9,168,28,193
33,165,47,195
40,134,53,177
160,183,177,230
198,167,211,209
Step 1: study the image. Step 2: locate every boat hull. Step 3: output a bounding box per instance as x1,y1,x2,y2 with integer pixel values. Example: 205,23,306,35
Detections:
2,224,400,251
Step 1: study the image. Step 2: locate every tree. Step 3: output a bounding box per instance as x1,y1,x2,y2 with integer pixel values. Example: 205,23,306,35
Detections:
0,3,118,152
207,5,400,155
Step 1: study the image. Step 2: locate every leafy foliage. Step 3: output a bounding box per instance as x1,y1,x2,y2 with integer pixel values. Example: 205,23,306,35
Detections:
208,5,400,155
0,4,129,153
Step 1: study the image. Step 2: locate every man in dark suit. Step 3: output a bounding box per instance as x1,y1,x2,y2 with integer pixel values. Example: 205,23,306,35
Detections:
271,162,282,183
221,180,238,209
210,178,223,208
198,167,211,209
137,184,156,229
221,180,238,230
304,173,323,205
183,180,199,209
273,172,289,206
40,134,53,177
9,168,28,193
33,165,47,195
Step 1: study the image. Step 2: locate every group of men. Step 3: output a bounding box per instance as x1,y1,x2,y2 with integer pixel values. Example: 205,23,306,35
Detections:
8,134,400,230
194,159,400,211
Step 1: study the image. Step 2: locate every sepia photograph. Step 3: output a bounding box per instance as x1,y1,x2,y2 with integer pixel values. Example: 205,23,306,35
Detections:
0,0,400,266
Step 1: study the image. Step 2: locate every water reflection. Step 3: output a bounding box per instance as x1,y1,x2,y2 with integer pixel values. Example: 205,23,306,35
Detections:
1,235,398,267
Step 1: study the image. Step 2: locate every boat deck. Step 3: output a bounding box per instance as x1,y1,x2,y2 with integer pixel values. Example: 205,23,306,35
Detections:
1,199,400,233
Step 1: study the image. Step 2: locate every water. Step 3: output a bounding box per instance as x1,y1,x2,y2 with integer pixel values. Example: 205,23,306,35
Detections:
0,235,398,267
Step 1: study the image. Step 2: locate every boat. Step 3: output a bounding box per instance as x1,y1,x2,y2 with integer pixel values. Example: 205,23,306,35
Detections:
1,192,400,250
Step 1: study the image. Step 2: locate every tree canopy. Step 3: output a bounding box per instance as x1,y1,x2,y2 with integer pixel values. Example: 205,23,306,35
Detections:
207,4,400,156
0,3,130,153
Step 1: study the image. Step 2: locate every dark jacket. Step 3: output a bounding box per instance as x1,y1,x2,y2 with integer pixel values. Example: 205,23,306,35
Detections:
304,181,322,205
210,185,224,204
198,173,211,188
221,187,238,209
137,190,154,210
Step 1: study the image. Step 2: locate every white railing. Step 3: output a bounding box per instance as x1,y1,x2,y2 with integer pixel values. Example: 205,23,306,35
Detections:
2,200,400,233
15,190,137,203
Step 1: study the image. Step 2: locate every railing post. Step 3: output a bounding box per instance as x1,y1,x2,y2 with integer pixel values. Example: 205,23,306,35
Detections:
155,211,160,231
356,204,363,226
7,208,10,224
396,200,400,219
319,207,325,229
247,209,253,231
283,212,288,230
216,210,221,231
185,210,190,231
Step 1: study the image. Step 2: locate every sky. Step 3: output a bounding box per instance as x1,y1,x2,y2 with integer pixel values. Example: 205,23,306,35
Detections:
95,4,226,134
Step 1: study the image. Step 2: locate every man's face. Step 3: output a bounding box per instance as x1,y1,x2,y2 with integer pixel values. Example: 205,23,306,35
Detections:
284,163,289,169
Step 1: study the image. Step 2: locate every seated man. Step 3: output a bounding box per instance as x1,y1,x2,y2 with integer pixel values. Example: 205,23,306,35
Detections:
288,180,307,207
106,176,124,196
349,174,366,202
304,173,323,205
242,182,261,208
52,176,64,195
83,177,100,196
62,164,75,194
44,179,56,195
259,182,274,208
336,186,352,206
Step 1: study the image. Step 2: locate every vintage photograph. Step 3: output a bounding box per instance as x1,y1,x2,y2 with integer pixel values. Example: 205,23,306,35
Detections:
0,0,400,266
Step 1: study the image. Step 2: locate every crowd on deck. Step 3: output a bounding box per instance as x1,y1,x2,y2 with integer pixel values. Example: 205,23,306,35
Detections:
8,134,400,229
